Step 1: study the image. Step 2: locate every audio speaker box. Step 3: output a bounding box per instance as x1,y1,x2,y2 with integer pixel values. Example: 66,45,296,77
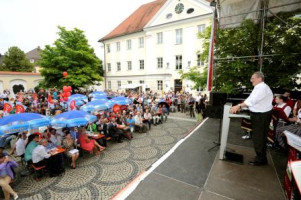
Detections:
205,105,223,119
210,92,228,106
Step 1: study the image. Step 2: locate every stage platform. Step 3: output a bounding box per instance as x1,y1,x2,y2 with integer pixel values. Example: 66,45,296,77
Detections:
126,118,286,200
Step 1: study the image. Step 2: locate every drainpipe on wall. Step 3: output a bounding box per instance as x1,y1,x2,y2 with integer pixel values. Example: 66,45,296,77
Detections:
102,42,107,91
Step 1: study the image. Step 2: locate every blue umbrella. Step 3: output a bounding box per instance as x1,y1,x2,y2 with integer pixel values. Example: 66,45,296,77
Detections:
111,96,132,105
80,99,110,112
51,110,97,127
68,99,86,107
106,100,115,108
69,94,88,101
68,94,88,106
0,113,51,135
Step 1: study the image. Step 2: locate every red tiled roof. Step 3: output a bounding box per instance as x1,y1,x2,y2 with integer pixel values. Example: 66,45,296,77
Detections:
99,0,167,42
0,71,40,76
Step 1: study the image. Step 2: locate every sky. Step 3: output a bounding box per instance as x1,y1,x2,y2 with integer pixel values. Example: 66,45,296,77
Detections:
0,0,154,59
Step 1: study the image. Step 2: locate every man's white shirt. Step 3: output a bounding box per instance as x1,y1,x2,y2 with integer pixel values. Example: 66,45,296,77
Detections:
244,82,273,112
32,145,51,163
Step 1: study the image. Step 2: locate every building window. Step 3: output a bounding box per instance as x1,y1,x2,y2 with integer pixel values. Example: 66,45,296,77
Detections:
139,37,144,48
187,8,194,14
128,81,132,84
175,29,183,44
157,32,163,44
117,81,121,89
157,80,163,90
140,80,144,84
157,57,163,68
197,24,206,33
107,44,110,53
127,40,131,50
166,13,173,19
108,81,111,90
116,42,120,51
197,54,204,67
176,55,182,70
139,60,144,70
107,63,111,72
117,62,121,71
127,61,132,70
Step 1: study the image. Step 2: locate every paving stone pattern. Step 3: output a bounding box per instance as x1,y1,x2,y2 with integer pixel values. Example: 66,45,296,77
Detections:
12,113,198,200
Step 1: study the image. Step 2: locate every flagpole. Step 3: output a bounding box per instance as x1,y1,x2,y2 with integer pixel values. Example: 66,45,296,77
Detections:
207,6,216,92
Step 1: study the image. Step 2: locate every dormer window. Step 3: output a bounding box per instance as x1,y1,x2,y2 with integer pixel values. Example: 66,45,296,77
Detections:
187,8,194,14
166,13,172,19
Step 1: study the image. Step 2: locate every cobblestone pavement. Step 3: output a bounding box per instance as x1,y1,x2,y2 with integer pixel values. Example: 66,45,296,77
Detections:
12,113,199,200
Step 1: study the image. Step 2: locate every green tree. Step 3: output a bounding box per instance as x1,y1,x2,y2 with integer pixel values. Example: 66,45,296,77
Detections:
179,66,207,90
1,46,34,72
198,12,301,93
213,20,259,92
40,26,103,90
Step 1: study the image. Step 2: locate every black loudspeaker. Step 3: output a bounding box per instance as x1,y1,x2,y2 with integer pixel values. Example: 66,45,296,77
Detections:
210,92,228,106
205,105,223,119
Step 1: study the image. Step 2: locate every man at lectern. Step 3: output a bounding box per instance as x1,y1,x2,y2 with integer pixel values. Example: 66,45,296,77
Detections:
230,72,273,166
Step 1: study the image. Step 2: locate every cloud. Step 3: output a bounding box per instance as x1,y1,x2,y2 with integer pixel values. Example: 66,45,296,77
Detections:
0,0,153,59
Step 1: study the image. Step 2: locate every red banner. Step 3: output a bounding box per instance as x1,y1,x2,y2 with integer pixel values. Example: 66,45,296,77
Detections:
113,104,121,113
33,93,38,101
70,100,76,110
48,94,53,104
15,104,25,113
3,102,13,113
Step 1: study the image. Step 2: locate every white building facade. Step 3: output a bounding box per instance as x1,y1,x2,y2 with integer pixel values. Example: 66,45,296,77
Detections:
99,0,212,93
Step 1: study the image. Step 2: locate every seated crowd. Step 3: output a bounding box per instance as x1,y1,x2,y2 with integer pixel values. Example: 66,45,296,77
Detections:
0,88,210,199
0,96,175,184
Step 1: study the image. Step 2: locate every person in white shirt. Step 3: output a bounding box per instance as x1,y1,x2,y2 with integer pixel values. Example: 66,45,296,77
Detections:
49,128,62,146
10,132,27,158
143,109,152,130
32,139,52,165
32,139,62,178
231,72,273,166
134,112,147,133
195,93,202,103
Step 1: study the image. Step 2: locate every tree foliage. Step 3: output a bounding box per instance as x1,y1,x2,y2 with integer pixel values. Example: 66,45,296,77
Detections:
179,66,207,90
1,46,34,72
182,11,301,93
40,26,103,90
213,13,301,93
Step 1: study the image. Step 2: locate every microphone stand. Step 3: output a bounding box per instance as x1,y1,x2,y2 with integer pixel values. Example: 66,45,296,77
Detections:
207,105,223,152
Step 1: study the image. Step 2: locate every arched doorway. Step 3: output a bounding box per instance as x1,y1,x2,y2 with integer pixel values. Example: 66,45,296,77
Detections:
10,79,27,94
0,81,3,94
174,79,182,93
12,84,25,94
